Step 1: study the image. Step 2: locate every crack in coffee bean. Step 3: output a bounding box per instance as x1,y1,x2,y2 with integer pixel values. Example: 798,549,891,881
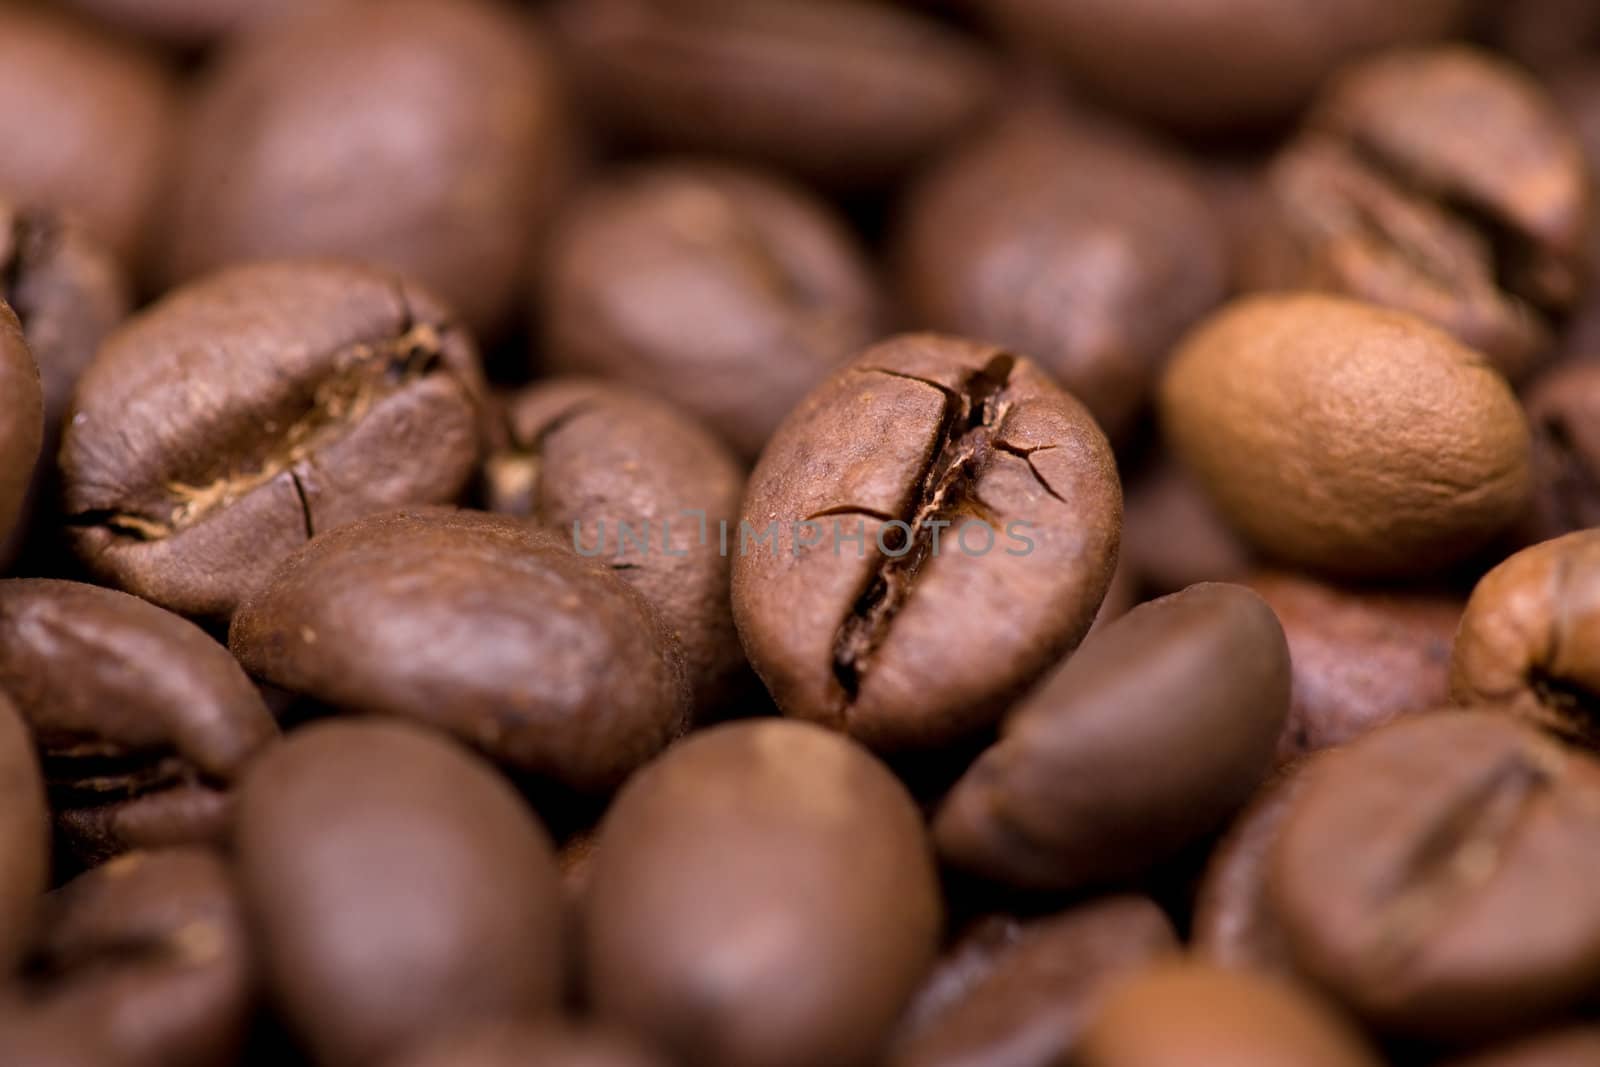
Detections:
484,401,597,521
71,322,446,542
829,354,1015,704
37,735,205,805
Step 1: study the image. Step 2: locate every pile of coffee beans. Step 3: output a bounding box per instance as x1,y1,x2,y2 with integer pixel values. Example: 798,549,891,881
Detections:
2,0,1600,1063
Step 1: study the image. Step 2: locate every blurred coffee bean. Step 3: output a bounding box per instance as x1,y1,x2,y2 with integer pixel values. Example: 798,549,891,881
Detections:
61,260,489,621
1122,460,1253,595
235,719,565,1067
895,104,1227,442
550,0,996,186
537,161,882,459
733,333,1122,752
0,302,41,548
0,692,46,977
1518,360,1600,542
62,0,368,48
1269,712,1600,1038
1483,0,1600,73
386,1020,670,1067
935,583,1289,891
164,0,570,336
1439,1026,1600,1067
0,579,277,866
585,720,941,1067
486,379,748,712
230,509,689,793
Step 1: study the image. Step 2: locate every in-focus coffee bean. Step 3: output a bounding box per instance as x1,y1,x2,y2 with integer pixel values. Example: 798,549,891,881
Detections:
935,583,1289,890
733,333,1122,752
230,508,689,793
62,259,489,620
585,720,941,1067
0,691,46,977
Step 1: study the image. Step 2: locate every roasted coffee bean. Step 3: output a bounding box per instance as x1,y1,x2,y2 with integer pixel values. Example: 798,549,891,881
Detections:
62,260,489,620
1076,962,1382,1067
537,162,882,459
935,583,1289,891
388,1021,670,1067
0,692,46,976
486,379,747,712
1518,360,1600,542
888,896,1177,1067
1451,530,1600,747
164,0,569,336
1122,460,1253,596
1488,0,1600,71
0,302,41,546
733,334,1122,752
895,104,1226,442
1269,712,1600,1037
550,0,996,186
62,0,366,47
585,720,941,1067
0,849,254,1067
0,7,175,264
980,0,1466,130
0,579,276,866
235,719,565,1067
1252,47,1592,382
1440,1026,1600,1067
1192,757,1328,976
1161,294,1531,577
1246,572,1461,763
230,509,689,793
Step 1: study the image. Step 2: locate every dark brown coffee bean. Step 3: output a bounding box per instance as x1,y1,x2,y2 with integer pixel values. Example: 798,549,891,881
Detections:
733,333,1122,752
1122,460,1253,596
980,0,1466,130
235,719,565,1067
889,896,1177,1067
1161,294,1531,578
1246,572,1461,763
1192,757,1328,977
550,0,995,186
230,509,689,793
1451,530,1600,747
0,849,254,1067
62,260,490,620
585,720,942,1067
0,7,176,264
0,302,41,546
935,583,1289,891
0,579,278,866
1076,962,1383,1067
1269,712,1600,1037
164,0,569,336
1252,47,1591,382
1519,360,1600,541
537,162,882,459
62,0,366,47
388,1021,670,1067
1488,0,1600,71
1440,1026,1600,1067
486,379,747,712
0,692,46,977
895,104,1227,442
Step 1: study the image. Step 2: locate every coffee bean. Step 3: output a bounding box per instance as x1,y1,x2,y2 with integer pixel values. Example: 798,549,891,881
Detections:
1451,530,1600,746
889,896,1177,1067
585,720,941,1067
1253,47,1591,382
1440,1026,1600,1067
62,259,490,620
1269,711,1600,1037
1519,360,1600,542
1246,572,1461,763
62,0,365,48
0,579,277,866
163,0,569,336
980,0,1466,130
549,0,996,186
0,849,254,1067
733,333,1121,751
388,1021,670,1067
934,583,1288,890
1122,460,1253,595
485,379,748,712
0,692,46,977
0,301,41,546
1489,0,1600,71
230,509,689,793
1076,962,1383,1067
234,719,565,1067
0,7,175,264
1160,294,1531,577
537,162,882,459
895,104,1225,442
